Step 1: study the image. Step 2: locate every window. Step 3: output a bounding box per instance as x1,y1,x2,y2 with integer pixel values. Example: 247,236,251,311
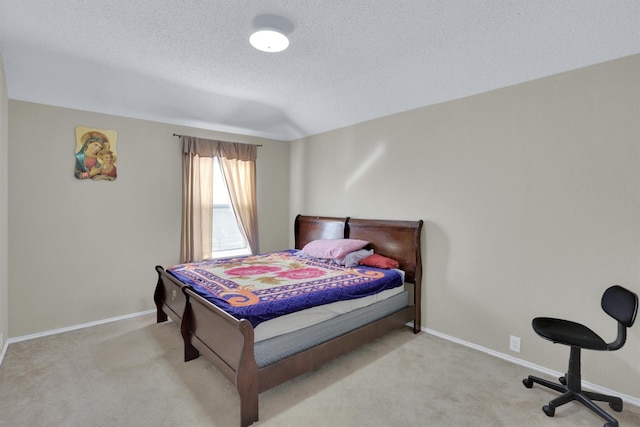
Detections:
181,136,257,263
212,157,251,258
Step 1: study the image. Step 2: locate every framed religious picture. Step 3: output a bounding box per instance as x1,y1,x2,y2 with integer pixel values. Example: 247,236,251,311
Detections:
74,126,118,181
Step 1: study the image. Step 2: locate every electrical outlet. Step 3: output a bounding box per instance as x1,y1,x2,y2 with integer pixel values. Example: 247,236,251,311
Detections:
509,335,521,352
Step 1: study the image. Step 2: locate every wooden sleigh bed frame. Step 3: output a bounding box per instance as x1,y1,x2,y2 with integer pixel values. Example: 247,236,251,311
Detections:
153,215,423,426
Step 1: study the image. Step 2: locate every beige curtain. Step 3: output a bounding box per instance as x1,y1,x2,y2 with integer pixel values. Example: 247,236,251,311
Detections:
218,144,259,256
180,136,258,262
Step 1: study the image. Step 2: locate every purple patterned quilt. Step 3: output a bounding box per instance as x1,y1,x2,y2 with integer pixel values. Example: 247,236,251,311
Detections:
167,250,403,327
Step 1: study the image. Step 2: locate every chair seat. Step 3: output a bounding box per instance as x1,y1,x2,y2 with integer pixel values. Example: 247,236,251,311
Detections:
532,317,608,350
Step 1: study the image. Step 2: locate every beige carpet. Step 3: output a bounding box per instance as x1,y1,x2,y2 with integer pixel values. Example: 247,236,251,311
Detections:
1,313,638,427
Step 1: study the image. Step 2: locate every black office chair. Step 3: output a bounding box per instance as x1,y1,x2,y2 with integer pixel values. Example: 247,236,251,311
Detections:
523,285,638,427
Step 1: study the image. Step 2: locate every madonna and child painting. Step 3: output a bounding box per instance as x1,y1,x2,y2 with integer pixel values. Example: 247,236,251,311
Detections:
74,126,118,181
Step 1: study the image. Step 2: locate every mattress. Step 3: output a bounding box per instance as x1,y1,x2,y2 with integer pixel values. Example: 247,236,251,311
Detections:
254,290,409,367
254,270,405,342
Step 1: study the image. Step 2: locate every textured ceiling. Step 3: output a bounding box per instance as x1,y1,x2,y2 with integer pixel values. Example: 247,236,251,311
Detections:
0,1,638,141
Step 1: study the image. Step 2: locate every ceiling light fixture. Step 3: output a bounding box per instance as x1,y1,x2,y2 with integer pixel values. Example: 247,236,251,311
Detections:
250,14,293,53
250,29,289,53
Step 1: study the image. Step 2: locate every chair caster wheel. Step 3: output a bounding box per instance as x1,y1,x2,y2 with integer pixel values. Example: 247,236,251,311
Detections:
523,378,533,388
559,376,566,385
609,400,623,412
543,405,555,417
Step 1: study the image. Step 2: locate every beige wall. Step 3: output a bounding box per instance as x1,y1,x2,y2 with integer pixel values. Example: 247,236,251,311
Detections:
290,55,640,398
8,102,289,337
0,56,8,351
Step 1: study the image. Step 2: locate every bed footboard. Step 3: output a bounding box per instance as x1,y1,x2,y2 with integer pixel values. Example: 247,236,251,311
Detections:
182,287,260,427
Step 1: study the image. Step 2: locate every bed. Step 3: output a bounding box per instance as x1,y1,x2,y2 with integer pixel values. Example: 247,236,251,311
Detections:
153,214,423,426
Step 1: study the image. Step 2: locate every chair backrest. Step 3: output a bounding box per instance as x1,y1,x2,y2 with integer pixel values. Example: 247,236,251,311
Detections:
601,285,639,328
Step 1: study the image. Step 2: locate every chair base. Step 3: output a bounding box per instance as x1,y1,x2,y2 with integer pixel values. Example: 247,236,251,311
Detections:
523,374,623,427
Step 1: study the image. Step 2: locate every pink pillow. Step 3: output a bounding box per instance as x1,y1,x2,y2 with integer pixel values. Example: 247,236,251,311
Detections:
359,254,400,269
302,239,369,259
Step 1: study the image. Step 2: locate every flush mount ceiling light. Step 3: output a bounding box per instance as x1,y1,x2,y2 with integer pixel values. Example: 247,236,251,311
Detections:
250,29,289,52
250,14,293,53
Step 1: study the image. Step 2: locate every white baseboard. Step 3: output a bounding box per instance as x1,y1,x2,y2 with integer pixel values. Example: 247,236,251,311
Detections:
0,309,155,367
423,327,640,407
4,309,156,346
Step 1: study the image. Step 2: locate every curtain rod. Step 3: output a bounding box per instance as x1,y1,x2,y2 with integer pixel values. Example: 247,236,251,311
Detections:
173,133,262,147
